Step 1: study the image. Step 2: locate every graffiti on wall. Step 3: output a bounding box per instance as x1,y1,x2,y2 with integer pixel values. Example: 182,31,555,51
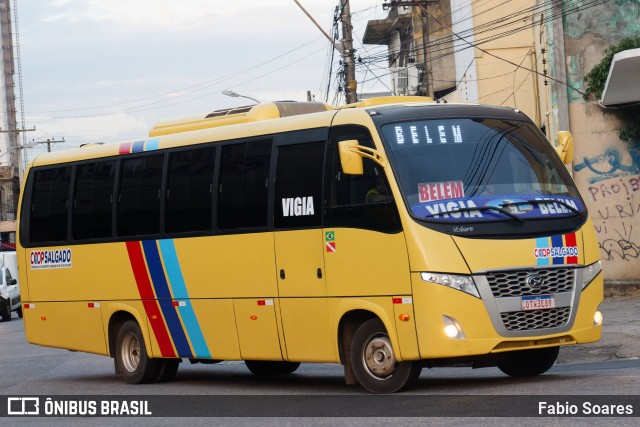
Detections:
586,175,640,262
575,147,640,184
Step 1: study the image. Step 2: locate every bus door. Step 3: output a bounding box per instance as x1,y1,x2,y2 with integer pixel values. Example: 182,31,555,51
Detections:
272,130,335,362
324,125,416,358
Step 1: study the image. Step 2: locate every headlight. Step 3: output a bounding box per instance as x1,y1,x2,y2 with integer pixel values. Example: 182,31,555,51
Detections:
421,272,480,298
581,260,602,290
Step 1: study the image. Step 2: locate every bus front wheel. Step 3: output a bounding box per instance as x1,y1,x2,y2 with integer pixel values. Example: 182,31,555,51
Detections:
115,320,161,384
498,346,559,377
350,318,421,393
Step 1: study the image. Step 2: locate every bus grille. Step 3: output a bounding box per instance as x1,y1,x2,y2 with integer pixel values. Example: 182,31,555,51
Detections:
501,307,571,331
485,268,575,298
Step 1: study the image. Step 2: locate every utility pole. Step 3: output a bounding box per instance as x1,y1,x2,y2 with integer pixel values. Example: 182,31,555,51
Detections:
416,3,434,98
0,0,33,232
42,137,65,152
340,0,358,104
293,0,356,104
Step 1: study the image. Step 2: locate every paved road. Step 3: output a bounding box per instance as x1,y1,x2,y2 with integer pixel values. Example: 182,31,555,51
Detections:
1,313,639,425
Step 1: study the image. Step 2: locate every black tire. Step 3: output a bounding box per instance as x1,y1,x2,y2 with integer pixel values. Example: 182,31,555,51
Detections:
0,299,11,321
245,360,301,376
155,359,180,382
17,305,22,318
114,320,161,384
350,318,422,393
498,346,559,378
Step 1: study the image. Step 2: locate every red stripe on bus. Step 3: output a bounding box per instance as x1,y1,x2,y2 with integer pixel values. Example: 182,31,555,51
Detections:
565,233,578,264
119,142,133,155
125,241,176,358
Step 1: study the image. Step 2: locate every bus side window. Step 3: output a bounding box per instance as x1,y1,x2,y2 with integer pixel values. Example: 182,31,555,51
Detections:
274,141,324,229
166,146,216,234
325,125,401,233
218,140,271,230
73,160,116,240
29,166,72,244
117,154,164,237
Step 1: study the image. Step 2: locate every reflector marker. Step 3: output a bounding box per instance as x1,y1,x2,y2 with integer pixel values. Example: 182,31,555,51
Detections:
172,301,187,307
392,297,413,304
257,300,274,306
23,303,35,309
87,302,101,308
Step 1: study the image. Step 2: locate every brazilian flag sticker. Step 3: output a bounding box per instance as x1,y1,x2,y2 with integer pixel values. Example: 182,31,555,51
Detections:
325,231,335,242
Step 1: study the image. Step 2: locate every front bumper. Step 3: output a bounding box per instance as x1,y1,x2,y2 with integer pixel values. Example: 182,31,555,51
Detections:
411,270,603,359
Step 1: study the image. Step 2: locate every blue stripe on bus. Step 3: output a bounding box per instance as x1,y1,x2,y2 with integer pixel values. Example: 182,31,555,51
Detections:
551,235,564,264
131,140,146,153
159,239,211,359
145,138,160,151
141,240,193,358
535,237,549,266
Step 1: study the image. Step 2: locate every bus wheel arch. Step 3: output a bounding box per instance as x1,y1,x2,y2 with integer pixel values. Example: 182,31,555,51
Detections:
337,310,377,367
349,318,421,393
109,311,133,358
114,319,161,384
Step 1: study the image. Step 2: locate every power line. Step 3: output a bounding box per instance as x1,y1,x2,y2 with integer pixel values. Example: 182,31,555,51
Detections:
26,37,324,115
418,1,591,97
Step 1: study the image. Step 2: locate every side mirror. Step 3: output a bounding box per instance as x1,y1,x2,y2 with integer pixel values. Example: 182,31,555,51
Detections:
8,279,16,286
338,140,388,175
556,131,574,165
338,140,364,175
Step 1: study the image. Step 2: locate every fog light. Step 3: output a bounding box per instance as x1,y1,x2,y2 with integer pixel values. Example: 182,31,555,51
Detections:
442,315,466,339
594,310,603,326
444,324,458,338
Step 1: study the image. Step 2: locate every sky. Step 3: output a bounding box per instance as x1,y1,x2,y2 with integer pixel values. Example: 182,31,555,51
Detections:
15,0,389,160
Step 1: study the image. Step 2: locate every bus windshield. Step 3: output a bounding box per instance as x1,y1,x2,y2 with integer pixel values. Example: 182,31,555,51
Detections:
379,117,587,236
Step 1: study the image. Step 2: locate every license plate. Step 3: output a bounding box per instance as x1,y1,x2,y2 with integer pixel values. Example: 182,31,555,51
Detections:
521,295,555,311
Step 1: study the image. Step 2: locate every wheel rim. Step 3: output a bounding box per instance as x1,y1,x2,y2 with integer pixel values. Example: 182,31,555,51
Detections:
121,332,141,373
361,333,397,380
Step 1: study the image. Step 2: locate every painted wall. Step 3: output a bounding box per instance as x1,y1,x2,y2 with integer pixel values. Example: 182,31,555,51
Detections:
445,0,546,126
560,0,640,279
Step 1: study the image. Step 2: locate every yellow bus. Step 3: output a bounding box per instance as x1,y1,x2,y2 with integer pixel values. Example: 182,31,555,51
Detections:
17,97,603,393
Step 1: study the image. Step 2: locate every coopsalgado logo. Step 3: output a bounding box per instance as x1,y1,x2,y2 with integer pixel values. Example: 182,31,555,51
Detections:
29,249,72,270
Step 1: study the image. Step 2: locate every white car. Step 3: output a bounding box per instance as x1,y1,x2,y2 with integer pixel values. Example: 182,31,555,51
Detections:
0,251,21,321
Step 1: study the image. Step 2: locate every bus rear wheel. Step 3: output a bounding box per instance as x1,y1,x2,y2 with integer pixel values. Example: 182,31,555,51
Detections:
245,360,301,376
115,320,161,384
498,346,559,377
350,318,421,393
156,359,180,382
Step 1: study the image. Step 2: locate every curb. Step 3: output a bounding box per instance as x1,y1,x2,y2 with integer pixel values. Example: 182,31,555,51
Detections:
604,281,640,298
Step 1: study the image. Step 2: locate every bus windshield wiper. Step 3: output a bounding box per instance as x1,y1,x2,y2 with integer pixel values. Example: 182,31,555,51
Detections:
501,199,582,216
423,205,525,224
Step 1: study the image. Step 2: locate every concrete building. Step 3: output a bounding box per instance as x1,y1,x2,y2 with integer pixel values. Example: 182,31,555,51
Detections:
362,1,456,98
